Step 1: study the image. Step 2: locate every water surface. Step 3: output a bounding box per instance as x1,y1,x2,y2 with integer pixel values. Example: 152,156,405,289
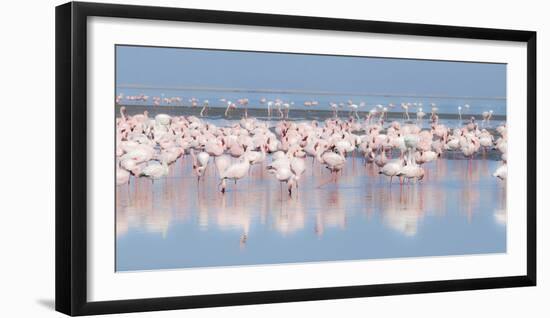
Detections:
116,146,506,271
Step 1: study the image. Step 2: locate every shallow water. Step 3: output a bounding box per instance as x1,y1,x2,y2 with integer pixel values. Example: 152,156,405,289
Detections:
116,88,507,115
116,104,506,123
116,145,506,271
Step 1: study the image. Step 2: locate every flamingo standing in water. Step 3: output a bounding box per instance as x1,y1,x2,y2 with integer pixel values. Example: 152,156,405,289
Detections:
115,93,124,105
379,159,404,184
259,97,267,116
275,100,284,118
318,146,346,184
416,107,426,126
215,155,231,178
139,160,169,183
199,100,209,117
401,103,410,122
283,102,292,119
396,164,425,184
289,147,306,188
219,155,255,193
366,108,377,125
347,100,359,119
224,100,236,117
191,150,210,182
116,161,130,185
266,101,273,118
188,97,199,107
482,110,494,127
430,104,439,124
238,98,250,118
268,166,296,198
329,102,339,118
493,162,507,180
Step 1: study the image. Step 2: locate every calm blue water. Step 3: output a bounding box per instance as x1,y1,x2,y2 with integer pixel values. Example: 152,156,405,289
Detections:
116,88,506,116
116,135,506,271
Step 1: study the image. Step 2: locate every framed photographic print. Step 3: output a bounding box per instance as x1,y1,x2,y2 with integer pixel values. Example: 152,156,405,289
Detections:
55,1,536,316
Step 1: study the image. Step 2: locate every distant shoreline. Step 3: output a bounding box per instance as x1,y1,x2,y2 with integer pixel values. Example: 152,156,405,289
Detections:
116,85,506,101
116,104,507,121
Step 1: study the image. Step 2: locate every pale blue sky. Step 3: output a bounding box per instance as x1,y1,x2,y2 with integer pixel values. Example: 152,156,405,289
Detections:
116,45,506,98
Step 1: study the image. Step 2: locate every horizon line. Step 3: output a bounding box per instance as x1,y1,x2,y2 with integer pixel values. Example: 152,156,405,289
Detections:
116,84,506,101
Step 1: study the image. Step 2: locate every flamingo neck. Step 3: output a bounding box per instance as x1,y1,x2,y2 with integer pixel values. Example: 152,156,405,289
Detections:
120,108,126,122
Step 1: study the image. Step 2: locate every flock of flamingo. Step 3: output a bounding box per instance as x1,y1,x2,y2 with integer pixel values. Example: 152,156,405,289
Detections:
117,94,498,122
115,96,507,199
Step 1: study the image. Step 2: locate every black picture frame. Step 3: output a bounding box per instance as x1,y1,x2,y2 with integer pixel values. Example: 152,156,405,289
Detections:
55,1,537,316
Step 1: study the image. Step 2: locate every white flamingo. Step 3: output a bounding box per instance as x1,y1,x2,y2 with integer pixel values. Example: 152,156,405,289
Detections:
379,159,404,184
268,166,296,197
318,147,346,183
401,103,410,122
219,155,254,193
139,160,169,182
191,150,210,181
116,161,130,186
493,163,507,180
199,100,209,117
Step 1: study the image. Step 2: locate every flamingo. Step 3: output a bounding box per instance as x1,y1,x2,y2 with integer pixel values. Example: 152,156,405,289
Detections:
139,160,169,182
374,149,388,168
199,100,209,117
493,163,507,180
379,159,404,184
347,100,359,119
289,148,306,187
205,139,224,157
416,107,426,124
266,101,273,118
219,155,255,193
329,102,339,118
318,147,346,183
482,110,494,127
397,164,425,184
367,107,378,124
275,100,284,118
191,150,210,181
245,145,267,171
283,102,292,119
215,154,231,177
415,150,439,165
238,98,250,118
268,166,296,197
224,100,236,117
116,161,130,186
430,104,439,124
401,103,410,122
